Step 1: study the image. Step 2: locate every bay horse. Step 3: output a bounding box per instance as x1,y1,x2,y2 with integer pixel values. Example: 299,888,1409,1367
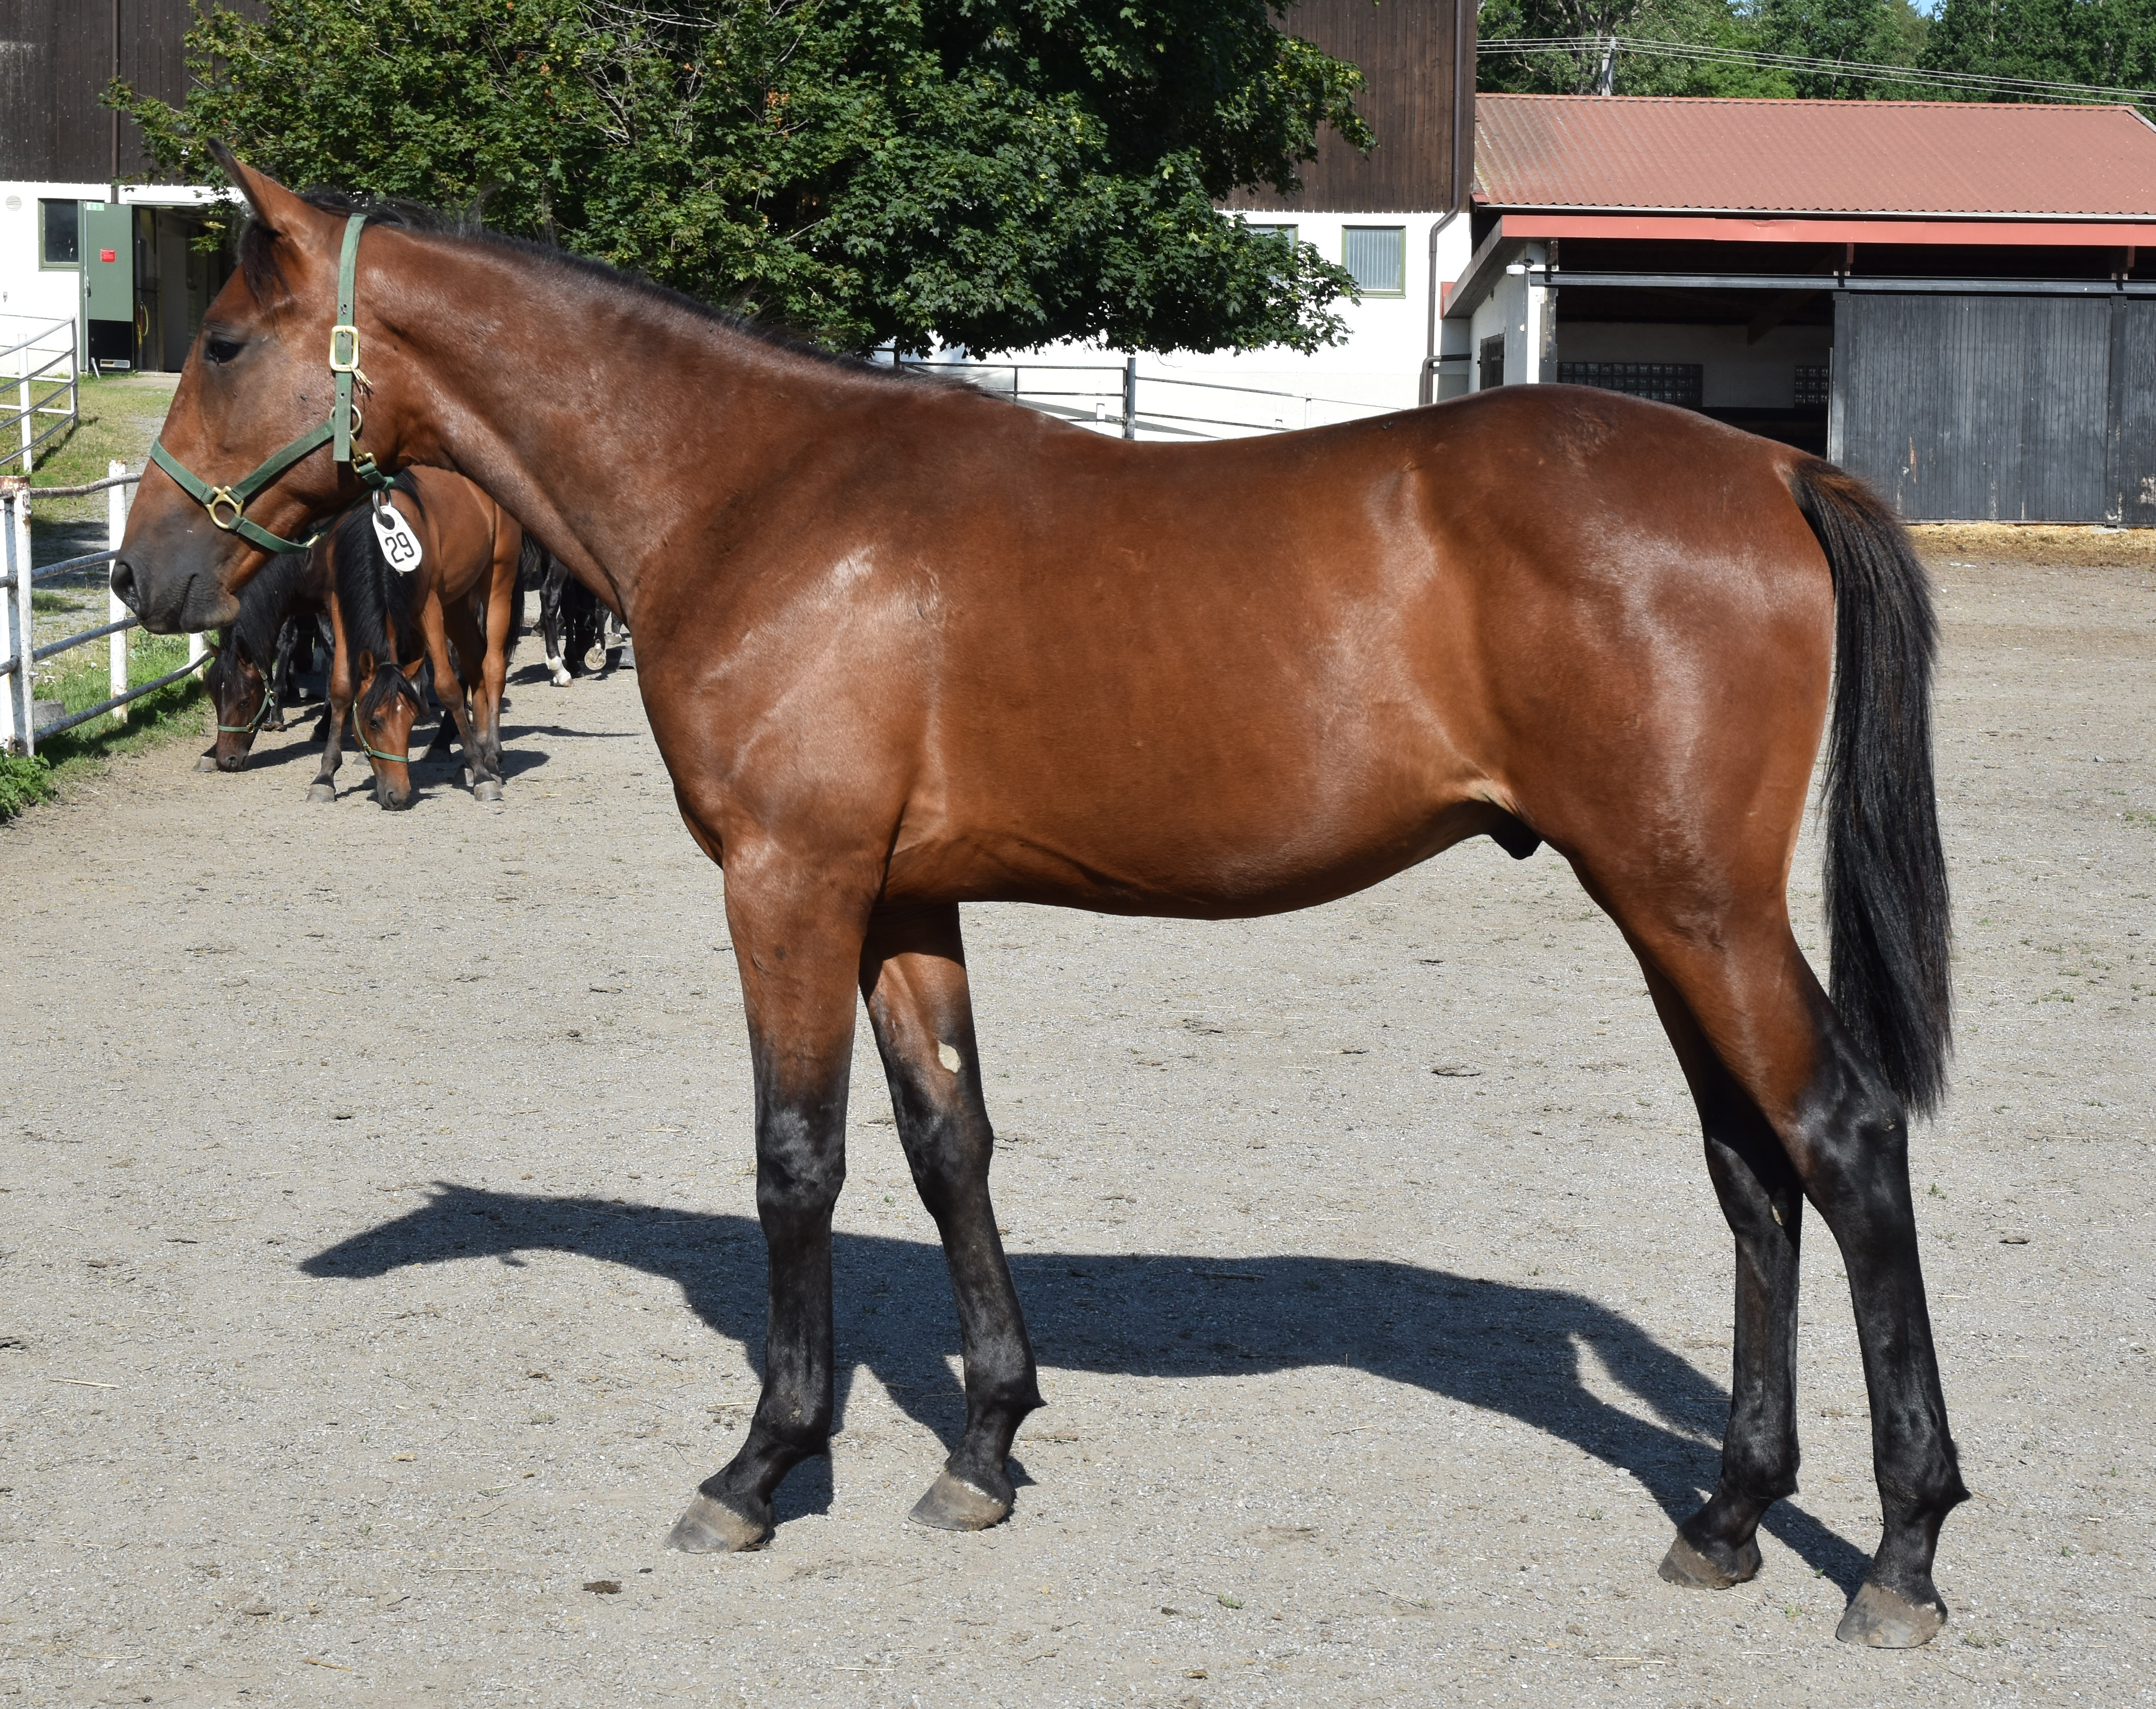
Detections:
114,155,1965,1648
327,466,530,809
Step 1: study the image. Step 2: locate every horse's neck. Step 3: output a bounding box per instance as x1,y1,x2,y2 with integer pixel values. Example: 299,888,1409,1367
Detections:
388,241,840,622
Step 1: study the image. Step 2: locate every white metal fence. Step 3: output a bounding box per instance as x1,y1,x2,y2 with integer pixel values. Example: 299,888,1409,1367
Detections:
2,315,81,476
1,462,208,757
896,356,1396,440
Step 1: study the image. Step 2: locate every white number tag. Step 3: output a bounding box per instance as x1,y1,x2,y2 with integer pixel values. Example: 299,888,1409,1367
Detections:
371,501,424,573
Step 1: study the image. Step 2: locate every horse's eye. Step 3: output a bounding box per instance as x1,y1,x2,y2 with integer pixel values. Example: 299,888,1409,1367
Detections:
204,336,244,365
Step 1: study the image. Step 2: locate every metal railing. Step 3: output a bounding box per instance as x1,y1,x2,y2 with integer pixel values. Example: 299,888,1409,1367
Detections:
1,462,209,756
2,315,80,476
897,356,1399,441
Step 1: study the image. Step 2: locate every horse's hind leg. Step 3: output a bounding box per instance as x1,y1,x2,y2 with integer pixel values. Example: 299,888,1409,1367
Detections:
1637,964,1803,1592
859,903,1043,1529
541,563,571,687
1603,890,1965,1645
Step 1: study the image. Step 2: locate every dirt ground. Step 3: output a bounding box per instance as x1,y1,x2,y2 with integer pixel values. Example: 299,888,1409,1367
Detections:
2,548,2151,1708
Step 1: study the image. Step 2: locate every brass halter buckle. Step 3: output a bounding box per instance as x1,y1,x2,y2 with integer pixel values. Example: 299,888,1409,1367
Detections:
205,486,244,531
328,323,362,372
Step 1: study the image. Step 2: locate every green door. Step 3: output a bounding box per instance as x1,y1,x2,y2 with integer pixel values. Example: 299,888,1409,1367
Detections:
79,201,135,370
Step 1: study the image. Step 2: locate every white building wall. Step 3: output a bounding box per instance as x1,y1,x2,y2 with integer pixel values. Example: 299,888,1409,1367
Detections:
981,210,1478,427
1,181,224,367
0,181,107,326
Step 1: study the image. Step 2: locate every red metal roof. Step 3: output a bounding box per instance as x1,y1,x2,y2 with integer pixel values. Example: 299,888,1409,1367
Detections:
1475,96,2156,219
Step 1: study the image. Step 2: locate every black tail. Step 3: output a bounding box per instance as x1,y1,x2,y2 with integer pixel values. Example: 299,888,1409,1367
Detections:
332,472,427,730
1790,460,1952,1118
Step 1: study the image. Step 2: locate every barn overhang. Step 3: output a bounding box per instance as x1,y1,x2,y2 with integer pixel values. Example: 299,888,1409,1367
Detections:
1443,212,2156,321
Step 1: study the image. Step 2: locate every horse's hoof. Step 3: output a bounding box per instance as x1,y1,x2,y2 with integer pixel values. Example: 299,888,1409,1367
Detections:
195,756,220,773
666,1493,769,1554
472,779,504,803
1657,1531,1760,1590
306,783,336,804
908,1470,1011,1532
550,668,570,688
1835,1580,1946,1648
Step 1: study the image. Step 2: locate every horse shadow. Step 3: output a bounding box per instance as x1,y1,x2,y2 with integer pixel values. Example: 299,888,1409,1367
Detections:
301,1185,1870,1590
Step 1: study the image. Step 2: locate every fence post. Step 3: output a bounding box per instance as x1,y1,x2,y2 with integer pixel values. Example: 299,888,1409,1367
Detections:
108,461,130,724
1,485,17,753
3,479,31,756
14,337,30,475
1122,356,1137,442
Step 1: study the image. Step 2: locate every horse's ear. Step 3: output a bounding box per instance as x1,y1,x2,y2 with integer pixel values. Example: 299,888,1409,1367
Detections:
208,142,330,243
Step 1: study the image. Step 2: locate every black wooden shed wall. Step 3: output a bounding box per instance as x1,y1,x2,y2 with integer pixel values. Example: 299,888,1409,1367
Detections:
0,0,264,182
1835,291,2156,524
1226,0,1476,214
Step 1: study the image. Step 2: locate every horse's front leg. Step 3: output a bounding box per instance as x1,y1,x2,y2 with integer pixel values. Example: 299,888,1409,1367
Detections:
475,545,518,775
307,596,354,803
861,902,1042,1528
669,846,875,1553
428,596,492,800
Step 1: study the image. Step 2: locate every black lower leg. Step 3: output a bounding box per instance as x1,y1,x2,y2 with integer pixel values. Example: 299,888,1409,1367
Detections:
1665,1119,1805,1589
680,1097,846,1546
863,906,1042,1525
1798,1043,1968,1643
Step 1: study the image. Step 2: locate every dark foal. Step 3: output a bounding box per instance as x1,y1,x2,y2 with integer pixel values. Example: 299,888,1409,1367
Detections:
115,158,1966,1648
201,546,338,773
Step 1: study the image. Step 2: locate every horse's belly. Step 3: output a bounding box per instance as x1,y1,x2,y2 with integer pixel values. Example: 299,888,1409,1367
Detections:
883,763,1511,920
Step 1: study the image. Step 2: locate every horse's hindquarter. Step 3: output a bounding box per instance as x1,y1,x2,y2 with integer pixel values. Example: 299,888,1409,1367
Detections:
647,387,1835,916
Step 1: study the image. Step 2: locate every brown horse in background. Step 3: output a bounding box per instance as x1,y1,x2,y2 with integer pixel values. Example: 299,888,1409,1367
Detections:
326,466,528,809
114,157,1964,1649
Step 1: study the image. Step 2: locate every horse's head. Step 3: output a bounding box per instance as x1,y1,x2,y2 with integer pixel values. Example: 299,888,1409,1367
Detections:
201,634,269,772
353,652,425,811
114,148,393,632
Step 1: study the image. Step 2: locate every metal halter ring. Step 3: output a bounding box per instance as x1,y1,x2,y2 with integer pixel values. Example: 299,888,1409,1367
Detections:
205,487,244,530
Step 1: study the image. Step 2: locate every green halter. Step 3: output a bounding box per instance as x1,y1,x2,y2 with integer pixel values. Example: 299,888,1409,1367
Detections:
151,214,394,554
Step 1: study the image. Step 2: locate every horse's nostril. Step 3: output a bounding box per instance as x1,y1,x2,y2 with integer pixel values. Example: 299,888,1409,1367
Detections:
110,559,140,614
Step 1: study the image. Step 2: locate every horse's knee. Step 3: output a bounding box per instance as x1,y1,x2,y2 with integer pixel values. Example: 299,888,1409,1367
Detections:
754,1118,845,1223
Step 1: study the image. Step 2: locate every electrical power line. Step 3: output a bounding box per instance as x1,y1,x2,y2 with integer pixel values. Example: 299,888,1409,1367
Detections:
1477,36,2156,106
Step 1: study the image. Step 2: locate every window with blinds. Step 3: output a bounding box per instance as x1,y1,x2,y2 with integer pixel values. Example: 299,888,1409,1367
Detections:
1342,227,1406,296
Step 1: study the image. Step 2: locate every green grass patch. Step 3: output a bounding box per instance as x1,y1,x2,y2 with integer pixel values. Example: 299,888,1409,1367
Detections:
19,376,179,523
1,628,209,825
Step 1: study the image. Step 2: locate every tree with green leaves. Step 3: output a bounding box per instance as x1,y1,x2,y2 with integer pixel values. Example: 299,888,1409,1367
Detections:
1922,0,2156,95
1476,0,1930,98
116,0,1372,356
1757,0,1930,97
1476,0,1797,96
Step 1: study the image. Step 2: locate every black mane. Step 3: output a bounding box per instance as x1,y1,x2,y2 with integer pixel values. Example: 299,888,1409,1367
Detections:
204,547,316,696
330,472,431,726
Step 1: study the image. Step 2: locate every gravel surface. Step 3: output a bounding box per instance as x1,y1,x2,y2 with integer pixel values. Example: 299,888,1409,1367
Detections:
2,557,2151,1706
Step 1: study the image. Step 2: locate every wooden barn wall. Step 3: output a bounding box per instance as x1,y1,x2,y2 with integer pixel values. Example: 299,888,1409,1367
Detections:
1834,292,2156,525
1228,0,1474,214
0,0,264,182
